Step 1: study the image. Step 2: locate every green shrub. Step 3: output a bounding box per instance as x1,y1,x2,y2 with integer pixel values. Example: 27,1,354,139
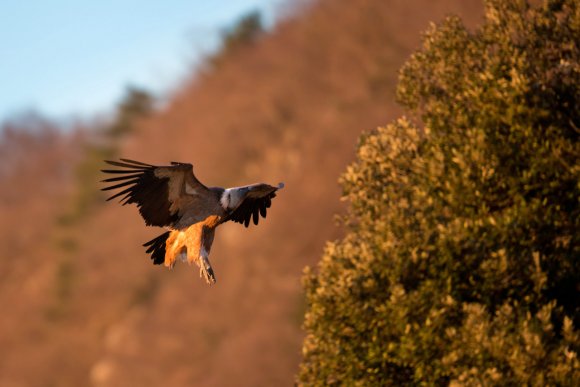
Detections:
298,1,580,385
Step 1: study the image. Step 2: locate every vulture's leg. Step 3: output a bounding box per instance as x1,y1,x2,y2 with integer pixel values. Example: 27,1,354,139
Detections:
198,247,216,284
198,226,216,284
165,231,186,269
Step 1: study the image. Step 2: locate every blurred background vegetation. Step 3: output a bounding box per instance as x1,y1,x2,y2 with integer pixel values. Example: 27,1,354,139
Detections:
1,0,577,386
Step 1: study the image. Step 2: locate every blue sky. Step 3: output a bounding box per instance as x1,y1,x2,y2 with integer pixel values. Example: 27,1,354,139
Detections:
0,0,282,122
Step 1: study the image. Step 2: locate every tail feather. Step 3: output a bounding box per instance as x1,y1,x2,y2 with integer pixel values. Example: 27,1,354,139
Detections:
143,231,170,265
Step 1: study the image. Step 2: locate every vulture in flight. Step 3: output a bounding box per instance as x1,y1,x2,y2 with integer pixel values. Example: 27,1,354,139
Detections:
101,159,284,284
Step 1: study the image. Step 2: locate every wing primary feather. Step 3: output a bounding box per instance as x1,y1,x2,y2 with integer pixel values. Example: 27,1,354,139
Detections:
119,158,154,167
118,193,133,204
101,174,142,183
105,186,134,201
101,169,144,174
253,208,260,225
101,178,140,191
104,160,150,169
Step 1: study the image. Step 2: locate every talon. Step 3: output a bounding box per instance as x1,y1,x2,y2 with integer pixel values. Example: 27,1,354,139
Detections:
205,267,216,284
199,261,216,285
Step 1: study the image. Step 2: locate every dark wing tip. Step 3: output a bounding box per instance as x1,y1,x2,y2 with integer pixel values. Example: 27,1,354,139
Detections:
252,208,260,225
119,158,154,167
101,178,141,191
101,159,179,227
227,183,282,227
104,159,151,170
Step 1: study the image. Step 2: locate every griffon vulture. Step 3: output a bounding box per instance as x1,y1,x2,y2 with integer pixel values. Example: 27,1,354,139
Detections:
101,159,283,284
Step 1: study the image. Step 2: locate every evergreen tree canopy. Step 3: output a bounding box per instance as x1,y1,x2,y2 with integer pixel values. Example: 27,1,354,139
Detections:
299,0,580,385
208,11,264,69
108,86,154,137
221,10,263,52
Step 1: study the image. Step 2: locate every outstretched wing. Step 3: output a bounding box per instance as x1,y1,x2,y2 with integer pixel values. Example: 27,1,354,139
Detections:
101,159,216,227
225,182,284,227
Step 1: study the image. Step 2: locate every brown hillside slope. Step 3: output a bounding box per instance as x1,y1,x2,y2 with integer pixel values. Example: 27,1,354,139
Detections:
0,123,83,386
0,1,482,386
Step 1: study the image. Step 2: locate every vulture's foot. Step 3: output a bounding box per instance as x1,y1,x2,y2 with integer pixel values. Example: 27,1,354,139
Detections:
198,255,216,285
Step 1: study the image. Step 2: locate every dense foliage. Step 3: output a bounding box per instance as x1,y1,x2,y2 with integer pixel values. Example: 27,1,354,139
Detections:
299,0,580,385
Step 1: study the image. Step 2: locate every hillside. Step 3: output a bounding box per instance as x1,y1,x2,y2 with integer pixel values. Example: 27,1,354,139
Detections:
0,1,482,386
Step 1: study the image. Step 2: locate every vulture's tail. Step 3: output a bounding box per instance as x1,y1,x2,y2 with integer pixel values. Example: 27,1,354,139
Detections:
143,231,170,265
